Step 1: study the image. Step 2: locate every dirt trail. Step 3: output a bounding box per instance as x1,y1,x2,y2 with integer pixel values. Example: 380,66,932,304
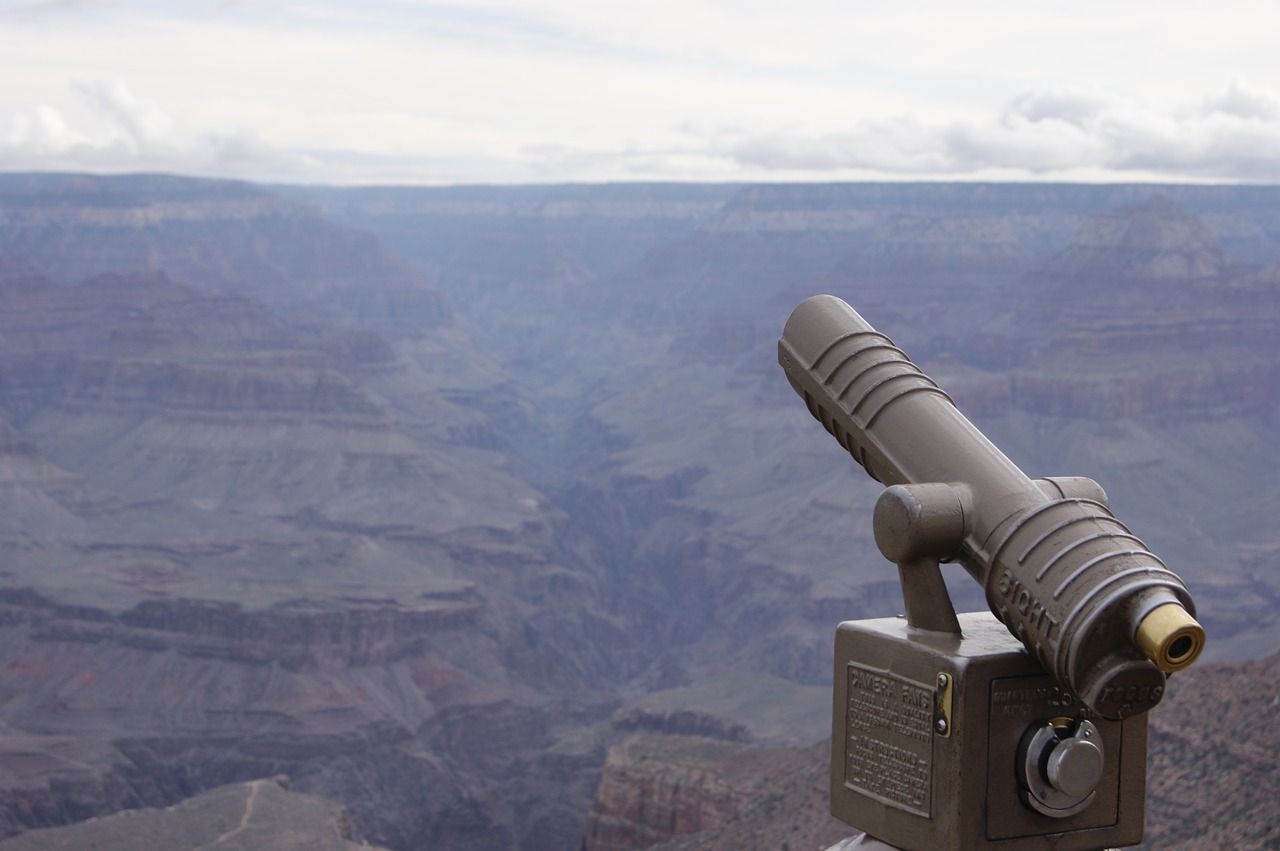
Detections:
196,780,263,849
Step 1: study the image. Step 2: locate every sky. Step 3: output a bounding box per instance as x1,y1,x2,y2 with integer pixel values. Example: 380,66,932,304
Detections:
3,0,1280,186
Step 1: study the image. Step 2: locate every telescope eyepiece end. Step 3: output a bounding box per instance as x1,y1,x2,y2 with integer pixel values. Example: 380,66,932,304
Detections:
1136,603,1205,673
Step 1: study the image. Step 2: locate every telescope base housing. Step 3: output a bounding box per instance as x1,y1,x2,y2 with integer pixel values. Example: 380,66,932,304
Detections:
832,611,1146,850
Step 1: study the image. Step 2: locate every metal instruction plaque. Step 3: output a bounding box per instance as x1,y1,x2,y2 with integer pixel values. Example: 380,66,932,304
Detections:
842,662,935,817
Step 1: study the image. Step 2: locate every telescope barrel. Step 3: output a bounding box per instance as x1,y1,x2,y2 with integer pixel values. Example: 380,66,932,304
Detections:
779,295,1203,718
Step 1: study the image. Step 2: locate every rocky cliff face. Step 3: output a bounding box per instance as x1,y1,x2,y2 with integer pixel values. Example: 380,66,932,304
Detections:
578,735,837,851
334,181,1278,848
0,174,451,338
0,176,629,849
0,725,169,841
1,176,1278,849
1143,652,1280,849
0,584,520,847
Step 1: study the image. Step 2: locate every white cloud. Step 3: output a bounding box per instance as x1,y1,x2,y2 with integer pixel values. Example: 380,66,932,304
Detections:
1199,78,1280,121
1002,90,1111,129
3,103,87,153
3,0,118,17
0,79,318,179
3,2,1280,183
712,81,1280,182
72,80,175,150
12,76,1280,184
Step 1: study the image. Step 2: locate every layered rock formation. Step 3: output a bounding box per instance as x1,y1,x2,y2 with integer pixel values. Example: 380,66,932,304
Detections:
0,176,623,849
1143,652,1280,849
0,176,1278,849
0,173,450,332
579,735,844,851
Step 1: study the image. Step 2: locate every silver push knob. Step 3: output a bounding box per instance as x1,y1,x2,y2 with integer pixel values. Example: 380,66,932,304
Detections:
1019,719,1104,818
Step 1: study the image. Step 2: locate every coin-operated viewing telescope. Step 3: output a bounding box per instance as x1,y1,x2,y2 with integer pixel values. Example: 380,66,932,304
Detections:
779,295,1204,851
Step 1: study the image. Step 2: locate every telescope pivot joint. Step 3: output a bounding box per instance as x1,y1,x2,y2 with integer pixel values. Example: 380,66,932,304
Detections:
874,483,969,635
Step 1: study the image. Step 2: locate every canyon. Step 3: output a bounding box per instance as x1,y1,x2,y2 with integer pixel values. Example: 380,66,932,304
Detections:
0,173,1277,847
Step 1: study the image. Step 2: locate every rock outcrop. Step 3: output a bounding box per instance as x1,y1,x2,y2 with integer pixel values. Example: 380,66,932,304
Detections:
579,734,846,851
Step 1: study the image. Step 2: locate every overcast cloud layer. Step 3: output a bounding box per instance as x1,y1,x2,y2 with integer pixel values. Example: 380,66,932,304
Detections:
3,0,1280,185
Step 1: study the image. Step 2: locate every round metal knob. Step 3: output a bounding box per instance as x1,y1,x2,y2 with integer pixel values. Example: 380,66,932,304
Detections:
1019,719,1105,818
1046,735,1104,798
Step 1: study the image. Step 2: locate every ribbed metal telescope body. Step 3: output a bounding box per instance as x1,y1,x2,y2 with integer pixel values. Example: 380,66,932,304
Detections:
779,295,1199,719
